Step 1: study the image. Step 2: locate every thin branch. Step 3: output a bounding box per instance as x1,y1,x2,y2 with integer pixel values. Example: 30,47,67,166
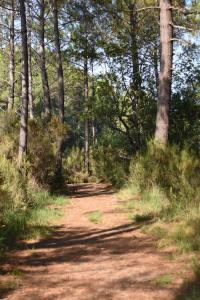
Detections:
172,38,195,45
0,4,19,13
172,23,200,32
170,6,200,15
136,6,160,12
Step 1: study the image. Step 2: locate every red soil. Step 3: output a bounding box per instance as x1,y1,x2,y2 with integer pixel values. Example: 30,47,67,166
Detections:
2,183,189,300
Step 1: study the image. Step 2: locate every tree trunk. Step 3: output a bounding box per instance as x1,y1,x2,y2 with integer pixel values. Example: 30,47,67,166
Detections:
84,57,89,175
38,0,51,118
129,1,141,92
8,0,15,111
91,63,97,146
52,0,64,123
18,0,29,164
28,26,34,119
155,0,173,144
153,43,159,99
52,0,65,183
129,1,142,149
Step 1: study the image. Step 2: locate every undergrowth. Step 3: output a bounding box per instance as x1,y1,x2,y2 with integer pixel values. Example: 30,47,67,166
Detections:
0,112,70,250
119,142,200,254
0,186,69,247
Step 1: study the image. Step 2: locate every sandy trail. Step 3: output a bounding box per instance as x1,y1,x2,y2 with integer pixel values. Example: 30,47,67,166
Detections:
3,183,187,300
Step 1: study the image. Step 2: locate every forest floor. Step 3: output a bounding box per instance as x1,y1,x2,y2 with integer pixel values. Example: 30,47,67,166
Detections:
0,183,197,300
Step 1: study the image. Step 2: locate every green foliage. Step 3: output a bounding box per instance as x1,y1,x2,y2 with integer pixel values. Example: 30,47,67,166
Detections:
169,214,200,253
0,185,67,245
170,92,200,153
153,273,173,287
52,196,70,206
92,145,128,188
191,257,200,278
121,185,168,221
0,112,72,248
63,147,89,183
28,119,55,185
134,214,153,223
10,268,24,278
86,211,102,224
129,142,200,210
0,112,71,186
0,112,19,157
120,143,200,256
28,116,70,185
0,156,27,217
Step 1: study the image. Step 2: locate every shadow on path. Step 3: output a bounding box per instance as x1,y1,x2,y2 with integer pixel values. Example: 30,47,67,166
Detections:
68,183,113,198
1,183,190,300
17,221,158,267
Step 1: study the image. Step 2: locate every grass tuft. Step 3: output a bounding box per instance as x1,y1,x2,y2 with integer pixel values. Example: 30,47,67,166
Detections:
153,273,173,287
86,211,102,224
133,214,153,223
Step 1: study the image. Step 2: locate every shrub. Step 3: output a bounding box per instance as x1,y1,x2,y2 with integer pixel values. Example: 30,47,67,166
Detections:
28,119,55,185
0,112,19,158
92,145,128,188
0,113,70,186
63,147,89,183
0,156,27,218
129,142,200,210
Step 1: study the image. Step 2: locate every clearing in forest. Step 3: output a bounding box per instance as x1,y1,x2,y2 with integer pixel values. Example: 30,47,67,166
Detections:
1,184,195,300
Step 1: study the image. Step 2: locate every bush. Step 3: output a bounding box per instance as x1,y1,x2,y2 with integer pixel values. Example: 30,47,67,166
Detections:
0,112,19,158
0,112,71,186
28,119,55,185
63,147,89,183
0,113,70,248
92,145,128,188
0,156,27,218
0,161,67,245
129,142,200,210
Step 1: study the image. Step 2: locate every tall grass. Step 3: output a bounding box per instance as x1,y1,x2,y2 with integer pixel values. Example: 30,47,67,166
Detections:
120,142,200,253
0,156,69,247
129,142,200,214
0,112,70,248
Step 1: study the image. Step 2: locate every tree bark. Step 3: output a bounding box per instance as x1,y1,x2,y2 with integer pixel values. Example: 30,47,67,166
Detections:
28,21,34,120
7,0,15,111
129,1,143,149
38,0,51,118
18,0,29,164
155,0,173,144
84,56,89,175
153,43,159,99
91,61,97,146
129,1,141,92
52,0,64,123
52,0,65,183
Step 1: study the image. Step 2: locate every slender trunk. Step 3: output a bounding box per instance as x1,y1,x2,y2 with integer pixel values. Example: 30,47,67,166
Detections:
52,0,64,123
91,61,96,145
8,0,15,111
28,29,34,119
27,1,33,119
129,1,142,149
91,121,96,145
52,0,65,183
129,1,141,92
155,0,173,144
38,0,51,118
84,57,89,174
18,0,29,164
153,43,159,99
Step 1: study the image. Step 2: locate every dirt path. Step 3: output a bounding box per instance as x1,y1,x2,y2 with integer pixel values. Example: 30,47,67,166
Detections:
3,183,188,300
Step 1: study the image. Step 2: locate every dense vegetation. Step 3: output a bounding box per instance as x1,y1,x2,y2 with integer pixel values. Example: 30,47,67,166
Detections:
0,0,199,257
